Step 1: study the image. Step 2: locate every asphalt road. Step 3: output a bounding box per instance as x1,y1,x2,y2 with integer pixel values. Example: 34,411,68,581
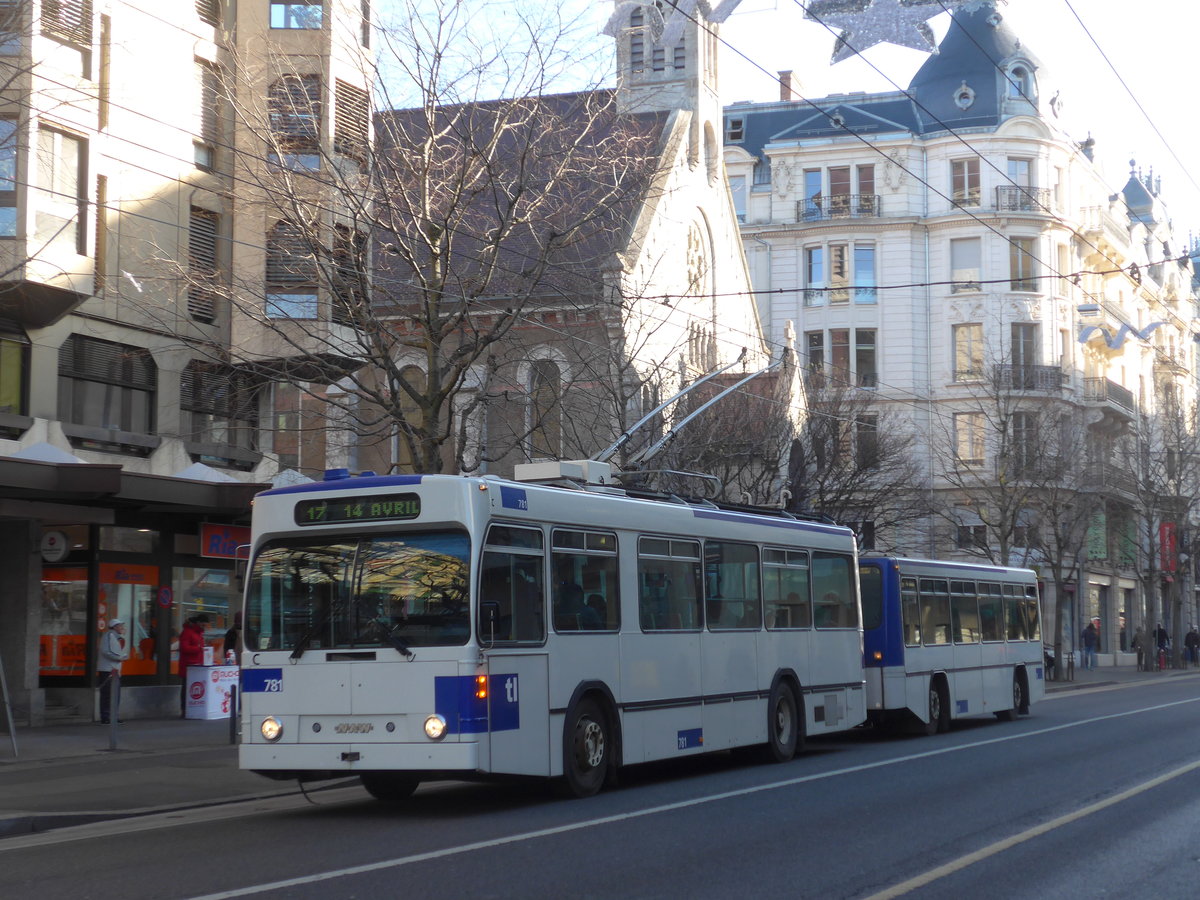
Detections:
3,679,1199,900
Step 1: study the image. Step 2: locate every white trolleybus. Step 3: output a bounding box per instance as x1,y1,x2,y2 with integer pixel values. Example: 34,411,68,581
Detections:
238,461,867,800
857,556,1046,734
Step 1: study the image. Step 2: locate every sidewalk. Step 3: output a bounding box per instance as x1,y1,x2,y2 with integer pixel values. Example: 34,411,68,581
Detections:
3,664,1199,840
0,716,309,838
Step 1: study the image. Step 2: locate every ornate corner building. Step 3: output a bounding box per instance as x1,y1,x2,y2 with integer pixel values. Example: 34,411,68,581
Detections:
724,2,1199,659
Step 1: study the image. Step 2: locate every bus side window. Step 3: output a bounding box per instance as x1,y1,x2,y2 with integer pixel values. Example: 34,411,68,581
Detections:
920,578,950,645
638,538,701,631
901,578,920,645
479,525,545,644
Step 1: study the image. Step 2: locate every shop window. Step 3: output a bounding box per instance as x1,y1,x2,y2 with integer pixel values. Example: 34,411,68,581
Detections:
173,566,236,674
40,567,89,679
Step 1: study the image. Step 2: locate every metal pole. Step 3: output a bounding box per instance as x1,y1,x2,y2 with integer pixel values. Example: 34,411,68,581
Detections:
108,673,118,751
229,685,238,745
0,647,18,757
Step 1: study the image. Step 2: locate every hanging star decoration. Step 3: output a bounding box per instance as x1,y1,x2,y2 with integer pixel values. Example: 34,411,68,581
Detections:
805,0,1005,65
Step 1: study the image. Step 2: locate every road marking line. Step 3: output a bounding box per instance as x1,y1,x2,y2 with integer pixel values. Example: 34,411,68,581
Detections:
862,758,1200,900
185,694,1200,900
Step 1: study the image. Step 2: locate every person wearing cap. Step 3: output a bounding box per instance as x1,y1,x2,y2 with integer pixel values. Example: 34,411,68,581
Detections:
97,618,129,724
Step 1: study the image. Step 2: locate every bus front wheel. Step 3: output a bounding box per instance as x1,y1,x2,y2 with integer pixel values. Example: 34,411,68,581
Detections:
560,697,609,798
361,772,420,804
762,682,801,763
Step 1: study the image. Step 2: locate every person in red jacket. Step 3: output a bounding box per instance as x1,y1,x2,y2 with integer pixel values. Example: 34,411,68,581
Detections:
178,615,209,717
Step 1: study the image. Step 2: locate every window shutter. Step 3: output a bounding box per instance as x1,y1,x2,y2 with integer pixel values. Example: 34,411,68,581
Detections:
196,0,220,27
42,0,93,45
334,80,369,162
189,207,219,321
269,75,321,150
266,220,317,287
59,334,154,390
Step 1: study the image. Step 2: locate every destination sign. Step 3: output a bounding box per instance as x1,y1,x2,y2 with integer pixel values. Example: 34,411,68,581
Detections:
294,493,421,526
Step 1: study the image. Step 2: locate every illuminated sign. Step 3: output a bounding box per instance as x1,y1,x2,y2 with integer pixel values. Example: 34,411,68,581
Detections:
294,493,421,526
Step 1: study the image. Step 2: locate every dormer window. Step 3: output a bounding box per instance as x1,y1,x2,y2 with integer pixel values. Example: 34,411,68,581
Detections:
725,117,743,142
1006,64,1034,100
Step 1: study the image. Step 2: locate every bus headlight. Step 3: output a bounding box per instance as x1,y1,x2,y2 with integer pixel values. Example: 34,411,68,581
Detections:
260,717,284,742
424,714,447,740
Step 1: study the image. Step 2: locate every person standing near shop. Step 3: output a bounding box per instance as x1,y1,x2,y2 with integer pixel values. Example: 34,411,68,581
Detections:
1081,619,1098,671
223,612,243,666
178,615,207,717
97,619,128,724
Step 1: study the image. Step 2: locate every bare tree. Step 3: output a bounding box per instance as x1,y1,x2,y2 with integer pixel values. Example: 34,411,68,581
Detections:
787,379,926,548
157,0,678,477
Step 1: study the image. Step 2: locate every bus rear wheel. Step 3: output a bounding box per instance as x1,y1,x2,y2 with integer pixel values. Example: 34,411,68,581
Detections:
998,672,1027,724
924,679,948,735
762,682,801,763
561,697,609,798
360,772,420,804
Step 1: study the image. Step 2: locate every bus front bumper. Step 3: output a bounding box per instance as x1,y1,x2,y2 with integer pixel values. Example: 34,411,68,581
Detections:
240,740,479,775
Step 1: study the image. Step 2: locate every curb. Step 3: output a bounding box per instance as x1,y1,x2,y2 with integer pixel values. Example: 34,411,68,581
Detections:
0,778,361,840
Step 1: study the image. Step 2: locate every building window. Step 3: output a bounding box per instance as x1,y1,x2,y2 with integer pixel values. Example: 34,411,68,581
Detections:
1009,237,1038,291
266,220,317,318
729,174,745,223
673,41,685,70
801,168,821,220
629,7,644,70
830,329,850,384
951,158,980,207
181,361,258,452
804,243,862,306
1010,322,1040,388
0,331,28,417
1006,65,1032,99
953,323,983,382
752,157,770,186
0,1,22,55
196,0,220,27
856,416,879,469
957,524,988,551
950,237,981,292
270,1,322,29
529,358,561,460
1010,411,1038,477
853,245,876,303
651,46,665,72
188,207,220,322
954,412,985,466
806,330,824,389
330,225,366,323
35,126,86,254
0,118,16,237
333,80,369,163
855,329,877,387
725,117,744,142
57,334,155,433
269,74,321,169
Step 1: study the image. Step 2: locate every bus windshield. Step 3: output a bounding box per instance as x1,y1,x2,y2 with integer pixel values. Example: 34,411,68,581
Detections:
245,531,470,652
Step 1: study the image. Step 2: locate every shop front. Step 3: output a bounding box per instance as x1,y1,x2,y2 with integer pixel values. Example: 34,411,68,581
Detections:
0,455,264,724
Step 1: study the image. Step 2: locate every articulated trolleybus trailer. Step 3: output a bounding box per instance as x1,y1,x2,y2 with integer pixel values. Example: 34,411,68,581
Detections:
857,556,1046,734
238,461,867,800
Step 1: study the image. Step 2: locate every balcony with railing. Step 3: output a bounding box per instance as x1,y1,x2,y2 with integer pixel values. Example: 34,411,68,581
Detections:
994,364,1066,393
995,185,1053,213
798,193,881,222
1083,377,1135,413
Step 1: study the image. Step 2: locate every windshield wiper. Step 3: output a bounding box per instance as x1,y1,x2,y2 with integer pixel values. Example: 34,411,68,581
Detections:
290,599,345,661
368,617,415,659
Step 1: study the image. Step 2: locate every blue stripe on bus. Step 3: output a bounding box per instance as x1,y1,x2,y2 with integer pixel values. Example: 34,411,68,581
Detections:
434,674,520,735
690,508,851,536
259,474,425,497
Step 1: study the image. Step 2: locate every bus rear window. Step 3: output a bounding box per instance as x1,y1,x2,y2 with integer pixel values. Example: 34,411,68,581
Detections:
858,565,882,630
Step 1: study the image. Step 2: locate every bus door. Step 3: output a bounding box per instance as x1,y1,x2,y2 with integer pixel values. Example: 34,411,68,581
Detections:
482,651,550,776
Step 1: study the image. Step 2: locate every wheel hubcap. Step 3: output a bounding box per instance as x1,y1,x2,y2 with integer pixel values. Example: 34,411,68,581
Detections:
577,718,604,769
